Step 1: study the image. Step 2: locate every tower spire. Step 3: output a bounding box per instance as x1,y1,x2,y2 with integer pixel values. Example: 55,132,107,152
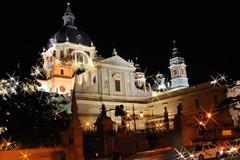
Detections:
62,2,75,26
172,40,181,58
134,57,142,72
112,48,117,56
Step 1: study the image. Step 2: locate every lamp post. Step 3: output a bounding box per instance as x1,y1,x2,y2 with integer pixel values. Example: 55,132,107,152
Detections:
132,106,137,132
131,105,144,132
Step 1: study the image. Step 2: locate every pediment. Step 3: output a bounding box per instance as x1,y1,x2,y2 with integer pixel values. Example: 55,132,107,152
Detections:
99,55,135,69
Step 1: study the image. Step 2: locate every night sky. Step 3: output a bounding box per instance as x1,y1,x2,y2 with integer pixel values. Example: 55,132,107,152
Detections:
1,0,239,85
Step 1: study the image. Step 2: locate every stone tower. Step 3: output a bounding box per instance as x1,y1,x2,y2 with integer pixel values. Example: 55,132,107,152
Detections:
169,40,189,89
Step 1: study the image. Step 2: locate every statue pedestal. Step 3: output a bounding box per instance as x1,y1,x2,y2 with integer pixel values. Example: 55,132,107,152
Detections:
65,89,84,160
95,116,116,158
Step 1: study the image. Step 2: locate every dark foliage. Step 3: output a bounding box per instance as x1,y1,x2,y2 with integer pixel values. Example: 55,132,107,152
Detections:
217,81,240,112
0,77,71,148
218,94,240,112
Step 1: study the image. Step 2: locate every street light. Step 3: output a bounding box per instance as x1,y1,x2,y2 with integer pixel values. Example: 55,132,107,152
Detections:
131,105,144,132
207,113,212,119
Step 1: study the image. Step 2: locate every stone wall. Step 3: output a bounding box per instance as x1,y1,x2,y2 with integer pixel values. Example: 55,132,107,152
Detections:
0,147,64,160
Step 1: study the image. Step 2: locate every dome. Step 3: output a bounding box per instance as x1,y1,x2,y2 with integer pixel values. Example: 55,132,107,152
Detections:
46,3,92,49
47,25,92,48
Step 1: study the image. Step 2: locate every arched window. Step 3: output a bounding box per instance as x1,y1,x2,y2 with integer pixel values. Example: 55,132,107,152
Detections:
71,50,92,69
83,55,88,64
60,50,64,60
73,52,83,63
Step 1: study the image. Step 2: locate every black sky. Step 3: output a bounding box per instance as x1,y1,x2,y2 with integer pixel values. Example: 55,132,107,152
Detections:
1,0,239,85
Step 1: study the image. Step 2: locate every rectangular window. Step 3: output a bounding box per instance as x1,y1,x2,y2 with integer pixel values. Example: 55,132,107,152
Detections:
195,99,200,108
115,80,121,92
60,69,64,75
214,95,218,104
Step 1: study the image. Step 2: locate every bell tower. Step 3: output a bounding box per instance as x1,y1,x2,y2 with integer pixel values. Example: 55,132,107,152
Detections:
169,40,189,89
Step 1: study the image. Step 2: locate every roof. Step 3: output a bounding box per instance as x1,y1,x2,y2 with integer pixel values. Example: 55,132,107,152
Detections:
47,25,92,48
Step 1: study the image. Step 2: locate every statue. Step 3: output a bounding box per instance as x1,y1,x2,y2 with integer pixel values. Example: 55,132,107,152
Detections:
96,104,107,121
174,103,184,131
177,103,183,115
153,71,168,91
100,104,107,118
164,107,169,130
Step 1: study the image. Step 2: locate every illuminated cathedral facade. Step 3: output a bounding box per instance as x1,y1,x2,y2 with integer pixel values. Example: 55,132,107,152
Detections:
38,3,228,134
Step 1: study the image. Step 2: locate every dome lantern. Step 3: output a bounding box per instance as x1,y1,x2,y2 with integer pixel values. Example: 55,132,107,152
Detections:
62,2,75,26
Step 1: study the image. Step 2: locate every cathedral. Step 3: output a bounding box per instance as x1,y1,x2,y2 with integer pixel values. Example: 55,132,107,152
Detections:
38,3,229,135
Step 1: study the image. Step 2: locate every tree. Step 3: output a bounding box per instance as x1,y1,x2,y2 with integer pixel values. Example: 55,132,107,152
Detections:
218,80,240,127
0,77,71,148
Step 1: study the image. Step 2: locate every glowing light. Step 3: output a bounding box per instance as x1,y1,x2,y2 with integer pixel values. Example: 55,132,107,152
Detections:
174,147,195,160
6,72,17,83
219,73,227,82
153,121,167,132
210,73,228,87
19,150,31,160
0,127,7,135
200,106,220,126
224,140,240,159
222,130,232,136
31,65,44,78
1,137,16,150
139,111,144,118
207,113,212,118
1,87,9,100
210,75,221,87
86,122,90,126
193,116,208,131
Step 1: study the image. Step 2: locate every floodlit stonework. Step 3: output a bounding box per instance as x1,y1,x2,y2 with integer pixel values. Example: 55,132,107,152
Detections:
38,3,232,133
